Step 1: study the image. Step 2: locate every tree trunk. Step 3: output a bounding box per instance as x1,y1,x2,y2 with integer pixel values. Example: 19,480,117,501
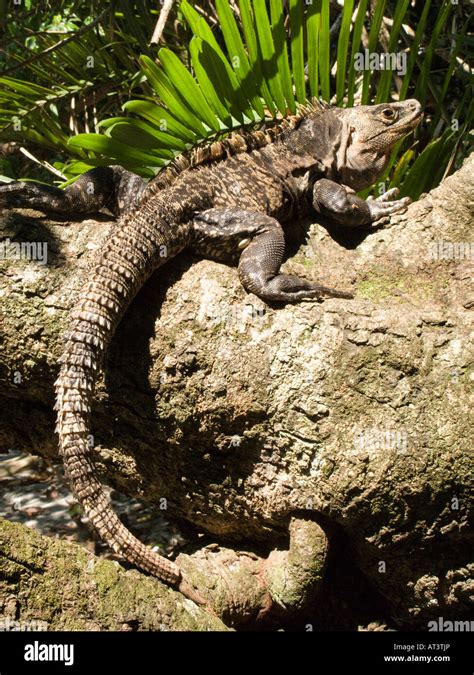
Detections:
0,157,472,629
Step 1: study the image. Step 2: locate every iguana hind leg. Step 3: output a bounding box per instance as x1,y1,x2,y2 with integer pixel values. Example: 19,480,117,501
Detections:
0,165,145,217
192,207,353,302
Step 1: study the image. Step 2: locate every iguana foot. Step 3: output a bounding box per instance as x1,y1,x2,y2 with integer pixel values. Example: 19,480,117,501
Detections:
242,273,354,302
0,181,61,210
178,578,209,608
367,188,412,226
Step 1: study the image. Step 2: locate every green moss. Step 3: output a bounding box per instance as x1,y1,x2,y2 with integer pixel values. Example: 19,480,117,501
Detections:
356,261,453,302
358,277,397,300
92,558,121,595
297,328,313,343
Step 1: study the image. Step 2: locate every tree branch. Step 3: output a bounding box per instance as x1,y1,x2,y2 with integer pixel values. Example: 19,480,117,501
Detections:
0,158,472,628
150,0,175,45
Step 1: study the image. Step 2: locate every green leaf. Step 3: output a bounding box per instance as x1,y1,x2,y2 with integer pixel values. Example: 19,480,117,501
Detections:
97,117,128,129
180,0,220,47
0,76,59,98
381,138,406,183
158,48,221,131
414,0,453,104
361,0,387,104
415,0,452,104
189,37,235,126
346,0,368,107
375,0,411,103
106,123,177,159
427,130,459,188
139,55,208,136
181,0,254,121
289,0,305,103
122,102,198,142
319,0,331,101
68,133,166,166
440,14,470,102
306,0,322,99
253,0,287,114
399,0,432,101
270,0,295,112
99,117,187,151
399,136,445,200
239,0,276,116
215,0,265,118
389,147,415,188
336,0,355,105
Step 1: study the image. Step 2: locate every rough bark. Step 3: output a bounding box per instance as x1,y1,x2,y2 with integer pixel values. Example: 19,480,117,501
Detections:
0,157,472,629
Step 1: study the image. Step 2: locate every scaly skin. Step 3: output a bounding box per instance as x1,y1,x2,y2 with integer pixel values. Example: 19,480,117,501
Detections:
54,179,209,603
2,100,423,604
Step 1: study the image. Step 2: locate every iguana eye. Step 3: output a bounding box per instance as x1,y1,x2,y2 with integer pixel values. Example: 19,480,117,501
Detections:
382,108,396,119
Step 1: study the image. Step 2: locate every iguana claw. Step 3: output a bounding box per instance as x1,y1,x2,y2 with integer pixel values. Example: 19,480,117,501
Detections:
367,188,412,225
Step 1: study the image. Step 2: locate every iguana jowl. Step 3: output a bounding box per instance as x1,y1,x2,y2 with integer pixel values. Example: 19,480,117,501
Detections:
0,99,422,604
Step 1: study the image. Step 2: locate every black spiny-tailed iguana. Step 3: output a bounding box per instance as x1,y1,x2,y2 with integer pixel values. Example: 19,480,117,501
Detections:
0,99,423,605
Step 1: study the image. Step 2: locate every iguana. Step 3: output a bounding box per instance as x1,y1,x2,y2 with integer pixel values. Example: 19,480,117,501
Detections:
0,99,422,605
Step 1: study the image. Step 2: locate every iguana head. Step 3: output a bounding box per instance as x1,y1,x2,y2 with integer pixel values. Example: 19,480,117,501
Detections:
337,99,423,188
343,100,423,150
284,99,422,191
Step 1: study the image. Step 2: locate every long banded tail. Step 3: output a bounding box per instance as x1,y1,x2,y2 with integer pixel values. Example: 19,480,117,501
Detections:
54,210,204,603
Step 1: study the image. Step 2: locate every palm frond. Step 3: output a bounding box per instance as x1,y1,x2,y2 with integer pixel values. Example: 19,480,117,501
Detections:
0,0,471,197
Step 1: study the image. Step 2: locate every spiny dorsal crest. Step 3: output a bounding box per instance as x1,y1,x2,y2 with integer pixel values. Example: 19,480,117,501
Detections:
141,98,332,201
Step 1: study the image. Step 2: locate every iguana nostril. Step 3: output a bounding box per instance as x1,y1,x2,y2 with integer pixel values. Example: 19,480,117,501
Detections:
407,100,422,114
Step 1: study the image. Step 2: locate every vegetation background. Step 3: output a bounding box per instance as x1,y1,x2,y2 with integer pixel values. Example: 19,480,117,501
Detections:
0,0,472,199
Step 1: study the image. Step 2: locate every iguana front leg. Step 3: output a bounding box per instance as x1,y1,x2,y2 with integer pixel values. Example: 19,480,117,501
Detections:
312,179,411,227
0,165,145,217
192,208,353,302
